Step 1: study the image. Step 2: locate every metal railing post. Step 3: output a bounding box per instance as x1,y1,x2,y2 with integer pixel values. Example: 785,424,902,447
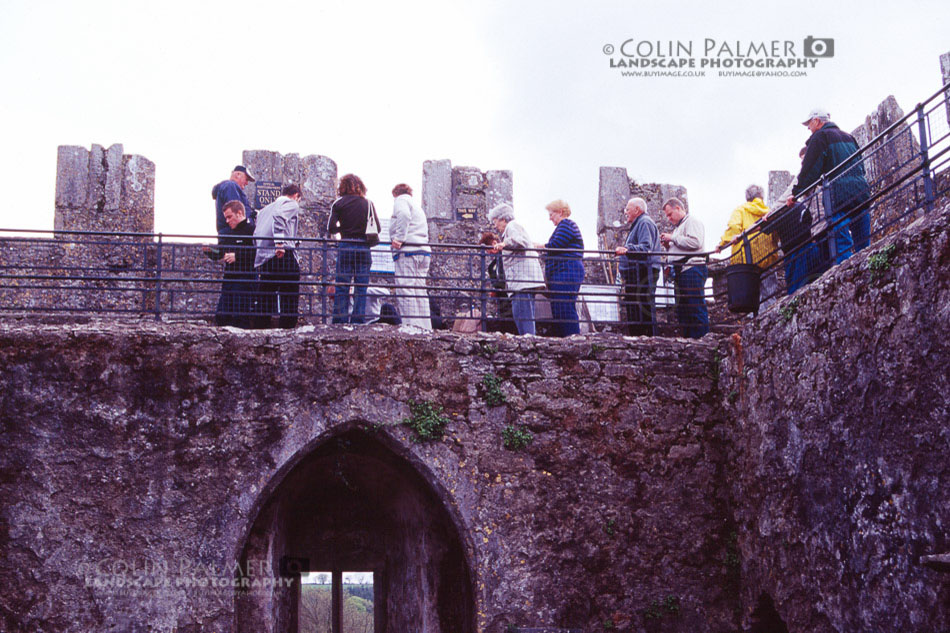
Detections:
741,233,754,266
154,233,163,320
915,102,935,212
320,240,328,324
307,242,314,321
478,248,488,332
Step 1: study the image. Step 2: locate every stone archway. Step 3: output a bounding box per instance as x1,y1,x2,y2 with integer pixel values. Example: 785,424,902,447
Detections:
235,429,476,633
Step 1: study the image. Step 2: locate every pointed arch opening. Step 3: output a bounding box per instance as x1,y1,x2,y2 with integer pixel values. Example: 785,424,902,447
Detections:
235,429,476,633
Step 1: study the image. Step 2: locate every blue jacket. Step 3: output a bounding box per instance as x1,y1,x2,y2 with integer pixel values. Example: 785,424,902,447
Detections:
619,213,661,272
544,218,585,283
212,180,255,235
792,122,870,211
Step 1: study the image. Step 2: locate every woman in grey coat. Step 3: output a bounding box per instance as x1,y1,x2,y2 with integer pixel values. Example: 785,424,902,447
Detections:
488,203,545,335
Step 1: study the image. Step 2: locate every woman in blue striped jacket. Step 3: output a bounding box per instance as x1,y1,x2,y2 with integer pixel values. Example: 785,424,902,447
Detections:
540,199,585,337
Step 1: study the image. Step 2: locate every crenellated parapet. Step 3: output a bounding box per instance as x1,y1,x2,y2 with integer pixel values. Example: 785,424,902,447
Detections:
54,143,155,236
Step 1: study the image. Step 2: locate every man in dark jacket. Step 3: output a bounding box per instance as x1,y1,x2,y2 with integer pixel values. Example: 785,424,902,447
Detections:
212,165,256,235
615,197,661,336
208,200,256,327
789,108,870,264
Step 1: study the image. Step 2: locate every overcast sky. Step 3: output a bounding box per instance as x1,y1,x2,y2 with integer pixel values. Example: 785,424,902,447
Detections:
1,0,948,250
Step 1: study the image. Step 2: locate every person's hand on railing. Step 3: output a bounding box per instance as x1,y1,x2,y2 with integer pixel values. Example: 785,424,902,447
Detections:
615,246,628,256
489,240,504,254
202,245,222,261
223,252,236,264
391,239,403,250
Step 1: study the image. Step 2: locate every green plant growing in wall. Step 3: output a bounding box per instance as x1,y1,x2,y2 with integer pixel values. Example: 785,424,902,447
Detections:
501,424,533,451
477,341,497,357
868,243,897,281
604,517,616,537
644,595,681,620
779,297,800,322
402,400,450,442
709,351,723,381
481,373,507,406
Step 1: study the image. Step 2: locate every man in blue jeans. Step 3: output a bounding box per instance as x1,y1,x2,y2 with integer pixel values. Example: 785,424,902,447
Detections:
789,107,871,265
660,198,709,339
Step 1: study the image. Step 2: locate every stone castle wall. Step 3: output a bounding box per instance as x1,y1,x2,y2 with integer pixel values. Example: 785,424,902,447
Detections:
3,57,950,631
721,201,950,632
0,323,735,633
2,198,947,632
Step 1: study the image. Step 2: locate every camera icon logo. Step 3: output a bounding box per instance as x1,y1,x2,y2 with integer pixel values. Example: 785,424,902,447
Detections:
804,36,835,58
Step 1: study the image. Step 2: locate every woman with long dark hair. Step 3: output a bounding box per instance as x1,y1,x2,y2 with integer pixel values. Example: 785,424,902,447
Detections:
327,174,381,324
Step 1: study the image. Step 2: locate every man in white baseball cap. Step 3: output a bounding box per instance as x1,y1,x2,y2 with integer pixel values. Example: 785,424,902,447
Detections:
788,106,871,265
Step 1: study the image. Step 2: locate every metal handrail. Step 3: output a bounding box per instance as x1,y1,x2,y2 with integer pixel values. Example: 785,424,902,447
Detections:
723,76,949,307
2,82,948,330
791,78,950,201
0,230,721,336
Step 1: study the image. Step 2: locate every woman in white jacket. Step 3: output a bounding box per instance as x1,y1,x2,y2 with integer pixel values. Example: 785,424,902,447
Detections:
488,203,545,335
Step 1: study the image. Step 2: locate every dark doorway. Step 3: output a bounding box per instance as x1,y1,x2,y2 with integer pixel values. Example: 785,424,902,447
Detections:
749,592,789,633
236,430,476,633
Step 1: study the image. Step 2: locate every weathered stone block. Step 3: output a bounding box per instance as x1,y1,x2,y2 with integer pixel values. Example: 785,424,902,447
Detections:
122,154,155,233
596,167,629,235
54,145,89,212
83,143,124,213
53,143,155,235
768,170,793,208
301,154,338,208
486,169,513,212
941,51,950,127
422,159,452,220
281,152,301,187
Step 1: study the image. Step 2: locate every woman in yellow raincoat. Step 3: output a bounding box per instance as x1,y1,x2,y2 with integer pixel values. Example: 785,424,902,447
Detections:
717,184,779,268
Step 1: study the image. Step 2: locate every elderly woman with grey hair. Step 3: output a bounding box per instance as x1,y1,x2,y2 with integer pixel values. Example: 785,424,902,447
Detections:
716,184,778,269
487,203,546,335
